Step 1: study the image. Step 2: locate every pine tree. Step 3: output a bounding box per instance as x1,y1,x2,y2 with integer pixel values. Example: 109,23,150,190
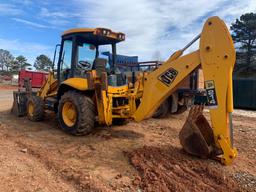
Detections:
231,13,256,72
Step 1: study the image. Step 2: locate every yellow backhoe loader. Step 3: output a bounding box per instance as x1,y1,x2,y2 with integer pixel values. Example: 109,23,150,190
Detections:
13,16,237,165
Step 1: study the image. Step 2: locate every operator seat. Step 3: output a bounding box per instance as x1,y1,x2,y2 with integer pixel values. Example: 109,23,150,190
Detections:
93,58,127,86
92,58,107,76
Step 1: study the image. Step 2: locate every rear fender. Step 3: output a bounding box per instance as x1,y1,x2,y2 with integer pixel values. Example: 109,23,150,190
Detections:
57,78,91,99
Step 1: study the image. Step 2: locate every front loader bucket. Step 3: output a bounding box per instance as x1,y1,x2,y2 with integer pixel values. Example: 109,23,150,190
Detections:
11,91,28,117
179,105,216,158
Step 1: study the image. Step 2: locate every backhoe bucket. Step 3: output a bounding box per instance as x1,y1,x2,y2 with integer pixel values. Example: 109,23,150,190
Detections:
179,105,216,158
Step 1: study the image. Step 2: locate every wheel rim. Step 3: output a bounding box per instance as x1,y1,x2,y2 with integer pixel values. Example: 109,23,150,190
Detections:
28,102,34,116
62,101,77,127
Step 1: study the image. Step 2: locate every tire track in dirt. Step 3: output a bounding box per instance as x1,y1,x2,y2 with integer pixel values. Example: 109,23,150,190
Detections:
0,128,77,192
0,122,107,192
14,139,108,192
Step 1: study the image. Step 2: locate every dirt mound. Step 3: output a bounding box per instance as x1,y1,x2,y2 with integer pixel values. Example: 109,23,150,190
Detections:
129,146,241,192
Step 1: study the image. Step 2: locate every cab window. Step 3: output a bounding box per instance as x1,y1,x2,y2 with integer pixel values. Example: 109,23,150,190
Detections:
98,45,111,70
60,40,72,81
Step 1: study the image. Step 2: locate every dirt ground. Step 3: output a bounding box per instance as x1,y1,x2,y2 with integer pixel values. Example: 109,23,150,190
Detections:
0,85,255,192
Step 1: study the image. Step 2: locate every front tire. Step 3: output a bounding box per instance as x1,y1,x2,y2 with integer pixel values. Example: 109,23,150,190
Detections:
27,95,44,121
58,91,95,135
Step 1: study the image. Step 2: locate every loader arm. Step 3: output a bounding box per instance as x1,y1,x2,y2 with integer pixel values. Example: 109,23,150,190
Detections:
133,16,237,165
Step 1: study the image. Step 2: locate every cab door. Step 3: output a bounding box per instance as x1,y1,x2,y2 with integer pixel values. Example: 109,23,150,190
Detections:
57,39,73,82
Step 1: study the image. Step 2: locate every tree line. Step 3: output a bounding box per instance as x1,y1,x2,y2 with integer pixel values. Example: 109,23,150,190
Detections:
0,50,53,75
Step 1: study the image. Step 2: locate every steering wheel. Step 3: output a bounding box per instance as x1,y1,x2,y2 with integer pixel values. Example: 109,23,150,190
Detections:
78,60,91,69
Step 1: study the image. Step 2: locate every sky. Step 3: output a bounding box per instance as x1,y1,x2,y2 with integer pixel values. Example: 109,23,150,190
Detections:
0,0,256,64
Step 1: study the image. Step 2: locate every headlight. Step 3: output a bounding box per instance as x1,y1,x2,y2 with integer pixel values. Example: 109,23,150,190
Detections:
102,29,107,35
118,34,125,40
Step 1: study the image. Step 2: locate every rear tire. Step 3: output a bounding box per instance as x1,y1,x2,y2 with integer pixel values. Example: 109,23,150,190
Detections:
175,104,188,114
58,91,95,135
152,98,170,118
112,118,128,125
27,95,44,121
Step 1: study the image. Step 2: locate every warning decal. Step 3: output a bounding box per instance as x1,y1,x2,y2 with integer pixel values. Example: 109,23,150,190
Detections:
205,80,218,107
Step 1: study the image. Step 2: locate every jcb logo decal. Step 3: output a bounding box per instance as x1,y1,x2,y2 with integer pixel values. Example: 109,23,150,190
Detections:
158,68,178,87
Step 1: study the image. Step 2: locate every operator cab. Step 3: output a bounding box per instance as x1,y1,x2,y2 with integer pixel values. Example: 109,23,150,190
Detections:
56,28,126,86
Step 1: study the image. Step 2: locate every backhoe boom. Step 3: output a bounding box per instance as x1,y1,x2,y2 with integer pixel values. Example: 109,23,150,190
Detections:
133,16,237,165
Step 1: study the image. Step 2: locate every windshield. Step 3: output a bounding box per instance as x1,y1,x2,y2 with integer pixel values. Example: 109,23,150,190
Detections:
78,43,96,70
77,43,113,70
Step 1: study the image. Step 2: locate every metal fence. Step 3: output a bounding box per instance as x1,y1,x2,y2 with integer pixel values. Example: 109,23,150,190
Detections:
233,78,256,109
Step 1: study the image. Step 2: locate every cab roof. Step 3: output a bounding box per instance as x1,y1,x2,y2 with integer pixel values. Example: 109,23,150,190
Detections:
62,28,125,45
